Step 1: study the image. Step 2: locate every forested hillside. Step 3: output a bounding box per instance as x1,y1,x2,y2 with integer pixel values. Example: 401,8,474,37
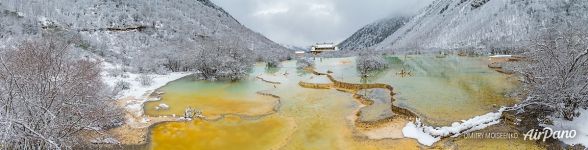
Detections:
373,0,588,52
0,0,291,74
338,16,410,51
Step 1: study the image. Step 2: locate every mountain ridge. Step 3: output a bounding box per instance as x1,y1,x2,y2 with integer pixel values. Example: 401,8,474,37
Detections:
372,0,588,52
338,16,411,51
0,0,291,72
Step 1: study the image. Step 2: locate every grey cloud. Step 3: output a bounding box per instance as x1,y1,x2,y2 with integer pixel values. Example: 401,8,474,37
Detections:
212,0,433,47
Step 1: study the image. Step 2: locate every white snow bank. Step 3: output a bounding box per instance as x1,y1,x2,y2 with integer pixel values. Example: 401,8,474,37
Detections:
103,72,191,99
101,62,191,118
90,137,120,144
109,71,189,116
402,108,505,146
543,109,588,147
155,103,170,110
489,55,512,58
402,121,440,146
101,62,190,99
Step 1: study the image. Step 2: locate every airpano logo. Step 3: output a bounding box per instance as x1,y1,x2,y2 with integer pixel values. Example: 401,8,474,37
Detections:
523,127,576,142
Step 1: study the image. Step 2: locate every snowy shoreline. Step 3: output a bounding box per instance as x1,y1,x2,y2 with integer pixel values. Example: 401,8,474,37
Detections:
402,108,506,146
102,63,192,124
110,72,190,121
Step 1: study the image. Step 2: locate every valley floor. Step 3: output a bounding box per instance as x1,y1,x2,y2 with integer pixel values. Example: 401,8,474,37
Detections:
99,55,583,149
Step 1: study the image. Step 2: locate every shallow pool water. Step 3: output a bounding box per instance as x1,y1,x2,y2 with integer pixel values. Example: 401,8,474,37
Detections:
145,56,540,149
143,77,277,119
150,115,295,150
374,56,519,126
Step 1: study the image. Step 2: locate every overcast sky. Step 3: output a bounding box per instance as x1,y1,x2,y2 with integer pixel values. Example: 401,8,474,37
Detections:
211,0,433,47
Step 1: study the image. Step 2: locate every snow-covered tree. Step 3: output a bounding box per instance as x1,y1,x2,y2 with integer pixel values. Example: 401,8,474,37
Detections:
0,36,123,149
520,18,588,121
296,57,314,70
194,39,254,81
356,49,388,76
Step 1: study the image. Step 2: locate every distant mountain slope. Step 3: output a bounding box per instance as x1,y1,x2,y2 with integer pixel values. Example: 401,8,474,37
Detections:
0,0,290,68
374,0,588,52
338,16,410,51
281,44,308,51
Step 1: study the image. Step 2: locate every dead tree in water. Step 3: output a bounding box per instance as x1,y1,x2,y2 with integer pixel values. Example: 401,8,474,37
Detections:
396,55,413,78
184,107,202,119
397,67,413,77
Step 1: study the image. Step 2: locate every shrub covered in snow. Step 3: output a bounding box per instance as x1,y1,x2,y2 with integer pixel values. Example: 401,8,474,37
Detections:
137,74,154,86
519,19,588,121
114,80,131,91
106,68,130,78
195,44,254,81
265,59,281,68
356,49,388,75
296,57,314,70
0,37,124,149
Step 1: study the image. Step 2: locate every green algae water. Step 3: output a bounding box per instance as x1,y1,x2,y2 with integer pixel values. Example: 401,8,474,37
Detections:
145,56,541,149
375,56,520,126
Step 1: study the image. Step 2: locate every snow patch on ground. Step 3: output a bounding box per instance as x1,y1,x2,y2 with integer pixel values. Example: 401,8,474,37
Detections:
402,108,505,146
110,71,189,116
155,103,170,110
402,121,440,146
102,72,191,100
543,109,588,147
489,55,512,58
101,62,191,120
90,137,120,144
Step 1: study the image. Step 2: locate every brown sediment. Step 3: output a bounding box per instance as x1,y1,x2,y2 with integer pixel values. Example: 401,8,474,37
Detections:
488,56,525,74
298,69,418,130
298,81,331,89
488,62,513,74
353,93,418,123
256,76,281,84
306,68,329,76
97,96,178,146
488,62,502,69
494,68,514,75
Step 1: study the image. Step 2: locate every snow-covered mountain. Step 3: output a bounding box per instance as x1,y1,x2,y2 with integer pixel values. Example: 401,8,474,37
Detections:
338,16,410,51
0,0,290,70
281,44,308,51
374,0,588,52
